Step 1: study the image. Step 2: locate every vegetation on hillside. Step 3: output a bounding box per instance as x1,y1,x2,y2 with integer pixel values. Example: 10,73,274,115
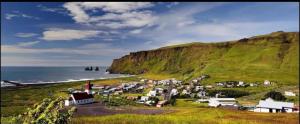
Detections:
108,31,299,85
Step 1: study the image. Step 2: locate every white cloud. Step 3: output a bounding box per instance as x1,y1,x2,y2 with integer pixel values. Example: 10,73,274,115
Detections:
130,29,143,34
15,33,38,38
80,2,153,13
5,11,40,20
2,43,128,56
5,14,18,20
37,4,68,15
17,41,40,47
177,20,195,27
166,2,179,8
42,28,104,41
63,2,156,29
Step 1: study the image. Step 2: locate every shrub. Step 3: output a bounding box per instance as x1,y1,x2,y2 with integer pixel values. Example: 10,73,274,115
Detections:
207,90,249,98
264,91,286,101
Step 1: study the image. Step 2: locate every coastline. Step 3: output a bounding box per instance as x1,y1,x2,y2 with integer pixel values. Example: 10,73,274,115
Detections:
1,74,135,88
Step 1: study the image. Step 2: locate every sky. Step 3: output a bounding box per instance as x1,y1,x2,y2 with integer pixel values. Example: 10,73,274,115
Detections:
1,2,299,66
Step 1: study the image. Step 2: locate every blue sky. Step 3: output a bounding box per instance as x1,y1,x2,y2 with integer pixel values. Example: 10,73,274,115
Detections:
1,2,299,66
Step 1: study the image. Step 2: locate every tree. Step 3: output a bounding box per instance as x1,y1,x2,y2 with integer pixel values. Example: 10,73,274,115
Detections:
169,96,176,106
264,91,286,101
12,97,76,124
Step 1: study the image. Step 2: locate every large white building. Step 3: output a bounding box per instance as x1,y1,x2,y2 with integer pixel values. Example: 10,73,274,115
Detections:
254,98,294,113
208,98,237,107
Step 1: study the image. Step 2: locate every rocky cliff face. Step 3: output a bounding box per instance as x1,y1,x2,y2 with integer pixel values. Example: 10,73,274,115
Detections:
107,31,299,83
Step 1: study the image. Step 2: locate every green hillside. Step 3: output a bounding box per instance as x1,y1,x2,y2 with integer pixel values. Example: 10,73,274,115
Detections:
108,31,299,85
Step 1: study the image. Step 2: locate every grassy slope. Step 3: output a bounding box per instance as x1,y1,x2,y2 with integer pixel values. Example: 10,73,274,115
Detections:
0,77,138,117
109,32,299,85
71,107,299,124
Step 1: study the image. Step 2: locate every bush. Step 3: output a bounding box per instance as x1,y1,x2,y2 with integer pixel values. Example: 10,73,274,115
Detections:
11,97,76,124
207,90,249,98
264,91,286,101
169,96,176,106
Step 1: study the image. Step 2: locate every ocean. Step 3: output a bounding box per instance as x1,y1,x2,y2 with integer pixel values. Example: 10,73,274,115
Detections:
1,66,129,87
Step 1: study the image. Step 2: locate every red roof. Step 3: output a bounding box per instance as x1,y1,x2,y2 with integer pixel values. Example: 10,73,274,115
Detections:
72,92,93,100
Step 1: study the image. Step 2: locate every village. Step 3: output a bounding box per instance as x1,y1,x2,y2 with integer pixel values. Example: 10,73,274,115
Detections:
64,75,299,114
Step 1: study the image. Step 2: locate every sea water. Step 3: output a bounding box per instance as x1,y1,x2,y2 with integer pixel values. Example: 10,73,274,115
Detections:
1,66,129,87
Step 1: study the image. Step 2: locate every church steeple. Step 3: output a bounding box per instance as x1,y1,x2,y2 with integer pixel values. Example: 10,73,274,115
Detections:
85,80,92,94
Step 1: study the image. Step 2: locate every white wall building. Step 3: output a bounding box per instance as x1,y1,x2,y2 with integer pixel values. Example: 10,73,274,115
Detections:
254,98,294,113
264,80,271,86
147,90,157,97
284,91,296,96
208,98,237,107
65,92,94,106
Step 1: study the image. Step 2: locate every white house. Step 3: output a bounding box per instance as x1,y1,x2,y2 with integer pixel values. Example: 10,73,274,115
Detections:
208,98,237,107
264,80,271,86
197,91,206,97
237,81,244,86
285,91,296,96
254,98,294,113
181,89,190,95
205,85,213,89
170,89,178,96
147,90,157,97
140,96,149,102
65,92,94,106
192,79,198,83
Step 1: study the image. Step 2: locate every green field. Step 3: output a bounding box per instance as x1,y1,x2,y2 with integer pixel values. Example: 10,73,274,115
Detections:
71,107,299,124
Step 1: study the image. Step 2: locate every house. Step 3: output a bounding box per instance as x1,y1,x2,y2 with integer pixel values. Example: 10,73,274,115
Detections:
155,88,164,94
170,89,178,96
216,82,224,86
237,81,244,86
147,90,157,97
197,91,206,97
205,85,213,89
194,86,203,91
264,80,271,86
192,79,198,83
156,100,168,107
65,92,94,106
139,96,149,103
254,98,294,113
284,91,296,96
181,89,190,95
208,98,237,107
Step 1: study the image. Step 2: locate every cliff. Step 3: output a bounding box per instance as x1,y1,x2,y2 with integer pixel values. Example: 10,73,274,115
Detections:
108,31,299,84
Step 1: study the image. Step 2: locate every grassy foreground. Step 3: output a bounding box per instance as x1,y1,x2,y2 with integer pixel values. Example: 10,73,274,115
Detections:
71,107,299,124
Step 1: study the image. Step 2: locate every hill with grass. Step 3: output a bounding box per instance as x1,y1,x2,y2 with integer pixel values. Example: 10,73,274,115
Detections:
108,31,299,85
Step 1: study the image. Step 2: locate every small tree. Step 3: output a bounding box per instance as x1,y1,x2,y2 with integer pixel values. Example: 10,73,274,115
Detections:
264,91,286,101
169,96,176,106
